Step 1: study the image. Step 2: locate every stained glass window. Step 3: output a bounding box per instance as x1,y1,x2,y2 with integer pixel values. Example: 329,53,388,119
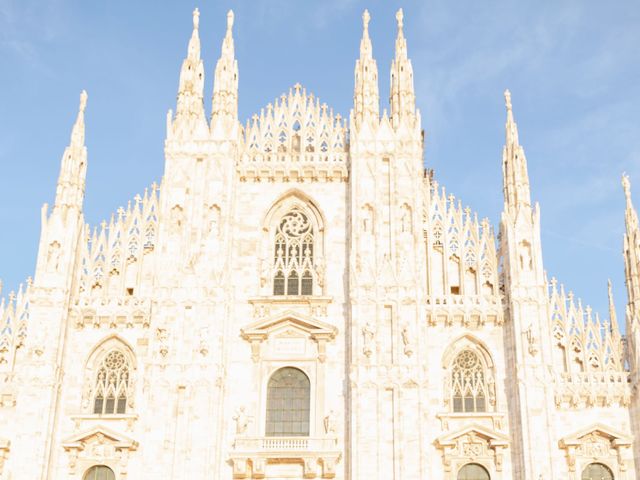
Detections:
451,350,487,413
92,350,130,415
273,208,314,296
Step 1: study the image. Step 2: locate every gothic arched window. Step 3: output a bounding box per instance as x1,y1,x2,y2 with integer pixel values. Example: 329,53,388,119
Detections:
265,367,310,436
581,463,613,480
451,350,488,413
92,350,130,415
83,465,115,480
458,463,490,480
273,207,314,296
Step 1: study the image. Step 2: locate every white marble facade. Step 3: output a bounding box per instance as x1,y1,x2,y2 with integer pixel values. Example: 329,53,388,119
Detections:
0,8,638,480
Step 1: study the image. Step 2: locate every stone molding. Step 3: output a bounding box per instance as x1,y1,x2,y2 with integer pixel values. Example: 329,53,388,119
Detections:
241,310,337,363
62,425,138,478
230,436,340,479
559,423,633,476
435,424,509,479
554,372,631,409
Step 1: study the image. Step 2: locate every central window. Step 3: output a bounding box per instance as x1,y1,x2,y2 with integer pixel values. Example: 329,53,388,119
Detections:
451,350,487,412
266,367,310,436
273,207,314,295
93,350,130,415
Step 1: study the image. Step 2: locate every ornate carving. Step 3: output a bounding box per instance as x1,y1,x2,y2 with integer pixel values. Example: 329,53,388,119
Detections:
156,328,169,357
233,406,249,435
401,323,413,357
362,321,376,358
524,324,539,357
323,410,337,435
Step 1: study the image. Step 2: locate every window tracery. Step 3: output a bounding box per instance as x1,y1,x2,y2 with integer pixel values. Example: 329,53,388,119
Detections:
273,207,314,296
451,350,488,413
92,350,131,415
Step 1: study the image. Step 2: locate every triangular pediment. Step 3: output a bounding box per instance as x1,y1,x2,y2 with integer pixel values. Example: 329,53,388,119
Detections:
62,424,137,451
435,423,509,448
560,423,632,447
242,310,337,340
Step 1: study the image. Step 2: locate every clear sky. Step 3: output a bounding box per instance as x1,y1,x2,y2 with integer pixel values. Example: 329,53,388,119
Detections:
0,1,639,325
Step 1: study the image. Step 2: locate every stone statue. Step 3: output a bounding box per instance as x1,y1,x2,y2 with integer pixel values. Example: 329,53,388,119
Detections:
401,323,413,357
233,406,249,434
362,321,376,357
47,241,61,273
323,409,337,435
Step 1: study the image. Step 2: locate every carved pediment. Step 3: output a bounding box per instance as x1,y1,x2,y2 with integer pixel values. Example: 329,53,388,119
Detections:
435,424,509,449
242,310,337,341
559,423,632,449
62,424,138,453
241,310,337,362
559,423,632,473
435,424,509,474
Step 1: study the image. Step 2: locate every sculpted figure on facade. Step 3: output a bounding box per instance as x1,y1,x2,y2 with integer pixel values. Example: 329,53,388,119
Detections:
233,406,249,435
362,321,376,358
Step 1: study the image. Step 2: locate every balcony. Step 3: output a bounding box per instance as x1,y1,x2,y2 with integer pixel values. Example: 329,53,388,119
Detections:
230,436,341,479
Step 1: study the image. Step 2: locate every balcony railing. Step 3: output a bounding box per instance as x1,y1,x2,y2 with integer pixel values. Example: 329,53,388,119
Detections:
234,436,337,452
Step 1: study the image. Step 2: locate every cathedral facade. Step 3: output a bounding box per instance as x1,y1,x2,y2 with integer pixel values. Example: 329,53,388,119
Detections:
0,8,638,480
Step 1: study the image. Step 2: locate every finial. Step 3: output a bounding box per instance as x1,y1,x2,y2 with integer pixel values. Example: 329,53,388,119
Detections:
79,90,88,113
396,8,404,30
622,173,632,204
363,10,370,31
193,8,200,29
227,10,234,31
504,89,512,112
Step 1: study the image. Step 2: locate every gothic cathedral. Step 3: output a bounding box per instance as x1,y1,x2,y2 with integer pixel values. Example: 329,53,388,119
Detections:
0,8,638,480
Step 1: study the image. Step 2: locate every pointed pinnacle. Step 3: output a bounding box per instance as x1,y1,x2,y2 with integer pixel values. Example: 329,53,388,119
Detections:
396,8,404,31
504,89,512,112
363,9,371,32
193,8,200,30
227,10,234,32
622,173,632,206
79,90,88,113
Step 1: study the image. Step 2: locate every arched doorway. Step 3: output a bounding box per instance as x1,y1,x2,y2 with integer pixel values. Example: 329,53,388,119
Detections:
83,465,115,480
265,367,310,436
458,463,490,480
581,463,614,480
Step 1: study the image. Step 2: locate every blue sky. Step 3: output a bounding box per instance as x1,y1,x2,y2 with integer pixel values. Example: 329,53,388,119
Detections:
0,1,639,325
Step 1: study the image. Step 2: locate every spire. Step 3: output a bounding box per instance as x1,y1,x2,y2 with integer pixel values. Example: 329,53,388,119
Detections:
622,174,640,321
70,90,87,147
54,90,88,210
501,90,531,216
623,173,638,234
353,10,379,127
172,8,206,133
211,9,239,126
608,279,620,334
390,8,415,127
